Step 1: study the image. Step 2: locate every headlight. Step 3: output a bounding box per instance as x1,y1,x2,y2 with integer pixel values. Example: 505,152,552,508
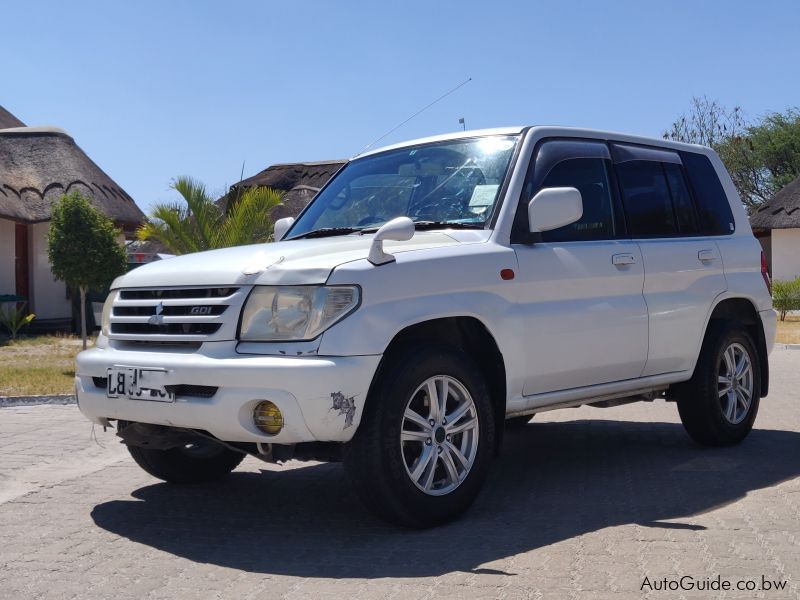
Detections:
100,291,116,337
239,285,360,341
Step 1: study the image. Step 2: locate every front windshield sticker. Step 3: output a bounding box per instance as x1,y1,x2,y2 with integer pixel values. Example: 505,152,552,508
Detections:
469,184,499,209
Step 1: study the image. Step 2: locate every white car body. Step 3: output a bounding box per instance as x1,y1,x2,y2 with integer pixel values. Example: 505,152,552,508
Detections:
75,126,776,450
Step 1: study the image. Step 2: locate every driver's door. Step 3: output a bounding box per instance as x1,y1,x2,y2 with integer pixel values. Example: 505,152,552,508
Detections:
512,138,649,398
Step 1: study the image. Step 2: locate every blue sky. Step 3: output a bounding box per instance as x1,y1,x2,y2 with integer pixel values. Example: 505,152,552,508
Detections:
3,1,799,212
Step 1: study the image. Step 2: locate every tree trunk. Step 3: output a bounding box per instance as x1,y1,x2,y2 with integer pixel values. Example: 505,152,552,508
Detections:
79,285,87,350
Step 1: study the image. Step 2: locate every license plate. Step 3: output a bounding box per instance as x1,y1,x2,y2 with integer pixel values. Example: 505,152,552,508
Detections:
106,367,175,402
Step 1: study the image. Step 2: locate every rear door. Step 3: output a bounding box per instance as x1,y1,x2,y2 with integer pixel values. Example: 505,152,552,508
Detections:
512,139,649,397
611,143,727,376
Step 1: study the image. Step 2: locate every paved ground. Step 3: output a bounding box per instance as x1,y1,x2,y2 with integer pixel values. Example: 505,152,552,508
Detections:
1,350,798,599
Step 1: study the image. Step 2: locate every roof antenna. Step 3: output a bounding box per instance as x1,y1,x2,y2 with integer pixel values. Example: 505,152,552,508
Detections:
354,77,472,157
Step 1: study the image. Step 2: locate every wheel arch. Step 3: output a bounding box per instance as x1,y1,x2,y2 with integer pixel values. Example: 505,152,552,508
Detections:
698,297,769,397
368,316,508,454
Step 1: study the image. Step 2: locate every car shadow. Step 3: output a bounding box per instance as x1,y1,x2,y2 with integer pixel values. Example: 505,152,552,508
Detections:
91,420,800,578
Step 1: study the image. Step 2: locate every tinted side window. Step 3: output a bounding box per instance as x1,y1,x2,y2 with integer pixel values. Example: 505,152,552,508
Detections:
663,163,699,234
679,151,735,235
537,158,616,242
615,160,676,236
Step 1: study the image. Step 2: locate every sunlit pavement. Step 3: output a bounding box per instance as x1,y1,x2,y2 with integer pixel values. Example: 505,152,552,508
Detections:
1,349,798,599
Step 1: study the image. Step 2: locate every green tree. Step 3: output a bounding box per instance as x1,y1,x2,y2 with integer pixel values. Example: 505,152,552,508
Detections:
137,176,282,255
48,192,127,349
666,99,800,212
772,278,800,321
712,109,800,209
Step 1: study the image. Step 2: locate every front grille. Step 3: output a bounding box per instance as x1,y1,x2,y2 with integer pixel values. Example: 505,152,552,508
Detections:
111,323,222,335
119,288,237,300
91,377,216,399
107,286,250,342
165,384,218,398
113,305,227,317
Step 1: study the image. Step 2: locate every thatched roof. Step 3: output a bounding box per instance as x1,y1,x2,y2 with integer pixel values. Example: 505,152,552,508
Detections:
222,160,346,220
750,176,800,230
0,122,144,231
0,106,25,129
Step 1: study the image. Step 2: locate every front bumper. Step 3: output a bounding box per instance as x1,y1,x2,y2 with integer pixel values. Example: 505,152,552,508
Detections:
75,343,381,444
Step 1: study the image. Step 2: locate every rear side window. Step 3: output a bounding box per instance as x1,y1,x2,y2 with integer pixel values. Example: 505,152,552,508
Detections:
615,160,676,236
663,163,699,234
679,151,736,235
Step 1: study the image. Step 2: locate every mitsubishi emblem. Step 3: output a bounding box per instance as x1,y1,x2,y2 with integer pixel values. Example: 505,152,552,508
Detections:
148,301,165,325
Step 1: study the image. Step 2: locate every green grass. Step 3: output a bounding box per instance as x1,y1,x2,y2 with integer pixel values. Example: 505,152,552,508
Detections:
0,335,93,396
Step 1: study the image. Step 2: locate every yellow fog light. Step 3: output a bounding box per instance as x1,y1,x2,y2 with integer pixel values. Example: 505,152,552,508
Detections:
253,401,283,435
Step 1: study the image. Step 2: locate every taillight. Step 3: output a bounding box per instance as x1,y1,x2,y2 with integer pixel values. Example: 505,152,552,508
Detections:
761,251,771,295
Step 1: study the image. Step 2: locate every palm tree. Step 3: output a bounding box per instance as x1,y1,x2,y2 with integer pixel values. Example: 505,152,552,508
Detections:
137,177,283,254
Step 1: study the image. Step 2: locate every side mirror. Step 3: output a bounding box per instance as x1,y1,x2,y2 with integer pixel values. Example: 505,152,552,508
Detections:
273,217,295,241
528,187,583,233
368,217,415,265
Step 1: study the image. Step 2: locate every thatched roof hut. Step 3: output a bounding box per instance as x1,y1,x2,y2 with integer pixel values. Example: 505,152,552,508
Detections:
0,114,143,233
750,176,800,231
224,160,346,221
0,105,25,129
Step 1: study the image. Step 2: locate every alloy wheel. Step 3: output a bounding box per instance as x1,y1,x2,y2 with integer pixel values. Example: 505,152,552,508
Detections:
400,375,480,496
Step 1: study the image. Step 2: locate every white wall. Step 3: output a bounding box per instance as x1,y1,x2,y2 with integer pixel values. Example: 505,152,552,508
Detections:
772,228,800,281
0,219,14,295
30,222,71,319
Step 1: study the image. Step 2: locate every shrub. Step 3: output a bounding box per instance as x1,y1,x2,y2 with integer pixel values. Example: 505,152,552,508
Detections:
772,277,800,321
0,302,35,339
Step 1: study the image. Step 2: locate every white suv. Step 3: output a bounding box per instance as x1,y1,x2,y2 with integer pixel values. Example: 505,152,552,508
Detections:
76,126,776,527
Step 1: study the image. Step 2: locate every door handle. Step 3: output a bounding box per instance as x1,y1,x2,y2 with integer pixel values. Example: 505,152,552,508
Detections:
698,249,718,262
612,253,636,266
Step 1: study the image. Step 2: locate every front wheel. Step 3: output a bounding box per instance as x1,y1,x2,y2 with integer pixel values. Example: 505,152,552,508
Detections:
675,320,761,446
344,345,495,528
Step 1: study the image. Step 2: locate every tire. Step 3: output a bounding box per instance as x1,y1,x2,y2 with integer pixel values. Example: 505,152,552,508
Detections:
506,414,534,428
344,344,495,528
127,440,245,483
675,320,761,447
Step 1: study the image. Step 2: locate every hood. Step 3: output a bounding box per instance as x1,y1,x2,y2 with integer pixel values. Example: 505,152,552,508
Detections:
116,232,471,288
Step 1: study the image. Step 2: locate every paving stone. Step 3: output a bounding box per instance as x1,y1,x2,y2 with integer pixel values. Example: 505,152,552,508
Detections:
0,349,798,598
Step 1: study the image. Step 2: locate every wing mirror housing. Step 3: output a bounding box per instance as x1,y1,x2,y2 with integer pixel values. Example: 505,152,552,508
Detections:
368,217,415,265
273,217,295,241
528,187,583,234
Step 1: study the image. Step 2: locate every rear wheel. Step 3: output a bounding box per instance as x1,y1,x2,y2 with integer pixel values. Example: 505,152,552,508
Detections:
127,440,245,483
344,345,495,528
675,320,761,446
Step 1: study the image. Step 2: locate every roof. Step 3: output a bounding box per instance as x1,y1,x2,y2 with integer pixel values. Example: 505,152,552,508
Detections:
0,122,144,230
358,125,713,159
222,160,346,219
358,126,527,158
0,105,25,129
750,175,800,230
235,160,346,192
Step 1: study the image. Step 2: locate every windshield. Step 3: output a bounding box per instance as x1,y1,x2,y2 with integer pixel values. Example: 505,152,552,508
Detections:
287,135,519,239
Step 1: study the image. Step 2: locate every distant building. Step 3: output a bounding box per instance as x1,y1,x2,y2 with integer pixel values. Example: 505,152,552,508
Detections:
750,176,800,282
0,106,144,328
223,160,346,221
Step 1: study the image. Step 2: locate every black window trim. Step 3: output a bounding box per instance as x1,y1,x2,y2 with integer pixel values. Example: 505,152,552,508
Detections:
511,136,628,244
609,141,725,240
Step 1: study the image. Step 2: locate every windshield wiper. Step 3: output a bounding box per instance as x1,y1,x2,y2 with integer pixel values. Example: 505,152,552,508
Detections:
413,221,485,231
289,227,361,240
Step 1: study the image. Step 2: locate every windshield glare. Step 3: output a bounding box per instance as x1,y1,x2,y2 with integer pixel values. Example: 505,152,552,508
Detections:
287,135,518,238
